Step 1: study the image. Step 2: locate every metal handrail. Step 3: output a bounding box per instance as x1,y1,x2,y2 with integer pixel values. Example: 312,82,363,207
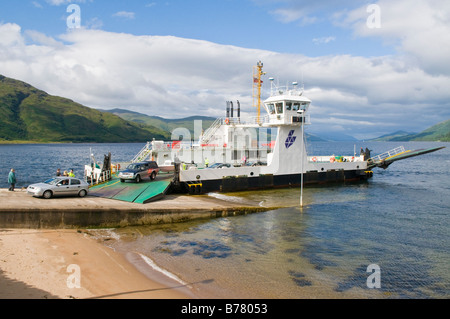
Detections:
200,118,222,144
369,146,406,162
132,142,152,163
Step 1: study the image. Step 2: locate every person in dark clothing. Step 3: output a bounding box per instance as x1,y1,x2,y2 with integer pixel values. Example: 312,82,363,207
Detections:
365,147,371,160
56,168,62,176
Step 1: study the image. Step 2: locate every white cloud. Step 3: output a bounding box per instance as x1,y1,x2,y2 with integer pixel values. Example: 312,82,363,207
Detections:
312,36,336,45
45,0,87,6
112,11,136,20
0,22,449,139
336,0,450,76
265,0,450,77
268,0,362,25
32,1,43,8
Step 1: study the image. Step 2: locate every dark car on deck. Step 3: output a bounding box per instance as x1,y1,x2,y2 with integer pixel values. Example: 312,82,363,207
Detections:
118,161,160,183
207,163,231,169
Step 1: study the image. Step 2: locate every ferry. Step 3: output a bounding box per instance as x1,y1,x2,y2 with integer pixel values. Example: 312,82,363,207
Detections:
85,62,444,199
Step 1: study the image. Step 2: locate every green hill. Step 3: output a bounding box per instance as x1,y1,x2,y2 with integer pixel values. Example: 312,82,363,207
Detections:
105,108,216,139
409,119,450,141
370,130,417,142
370,120,450,142
0,75,169,143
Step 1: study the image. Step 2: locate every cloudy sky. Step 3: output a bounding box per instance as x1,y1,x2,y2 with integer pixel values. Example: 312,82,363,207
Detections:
0,0,449,139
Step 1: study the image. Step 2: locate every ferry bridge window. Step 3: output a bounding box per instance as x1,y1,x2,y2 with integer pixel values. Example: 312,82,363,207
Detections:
267,103,275,114
276,103,283,114
286,102,292,111
293,103,300,111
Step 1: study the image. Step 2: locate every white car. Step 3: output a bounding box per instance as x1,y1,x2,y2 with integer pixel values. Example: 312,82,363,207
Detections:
27,177,89,199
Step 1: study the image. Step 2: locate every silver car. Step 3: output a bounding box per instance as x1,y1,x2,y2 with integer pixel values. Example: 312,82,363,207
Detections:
27,177,89,199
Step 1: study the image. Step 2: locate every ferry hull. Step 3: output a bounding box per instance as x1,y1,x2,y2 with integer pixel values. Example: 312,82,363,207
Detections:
178,169,373,194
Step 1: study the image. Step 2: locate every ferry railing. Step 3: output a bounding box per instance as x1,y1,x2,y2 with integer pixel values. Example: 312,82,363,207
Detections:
224,115,271,125
369,146,406,163
131,142,152,163
201,118,223,144
85,167,112,186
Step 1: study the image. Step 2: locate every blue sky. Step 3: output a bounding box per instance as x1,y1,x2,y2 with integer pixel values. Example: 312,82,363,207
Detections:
0,0,391,56
0,0,449,139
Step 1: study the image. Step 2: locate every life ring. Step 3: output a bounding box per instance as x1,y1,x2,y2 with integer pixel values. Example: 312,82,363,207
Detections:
330,157,335,163
312,157,317,162
225,118,230,125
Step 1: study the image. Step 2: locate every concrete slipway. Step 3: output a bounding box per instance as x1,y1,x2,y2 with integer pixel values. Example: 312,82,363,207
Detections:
0,189,277,229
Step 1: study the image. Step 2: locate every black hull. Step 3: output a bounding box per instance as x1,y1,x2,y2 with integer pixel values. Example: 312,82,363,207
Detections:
178,169,373,195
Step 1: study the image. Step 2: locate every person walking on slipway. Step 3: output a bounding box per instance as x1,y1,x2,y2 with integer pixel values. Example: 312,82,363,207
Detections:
8,168,16,192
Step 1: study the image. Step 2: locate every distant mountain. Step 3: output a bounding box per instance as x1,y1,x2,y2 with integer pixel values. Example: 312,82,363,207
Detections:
370,120,450,142
304,133,327,142
307,131,358,142
0,75,169,143
105,108,217,139
108,108,362,142
370,130,417,142
409,119,450,141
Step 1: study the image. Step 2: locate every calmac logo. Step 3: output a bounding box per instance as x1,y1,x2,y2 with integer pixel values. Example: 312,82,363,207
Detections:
285,130,297,149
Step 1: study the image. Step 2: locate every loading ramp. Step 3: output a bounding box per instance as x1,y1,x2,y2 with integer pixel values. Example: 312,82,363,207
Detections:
367,146,445,169
89,175,173,204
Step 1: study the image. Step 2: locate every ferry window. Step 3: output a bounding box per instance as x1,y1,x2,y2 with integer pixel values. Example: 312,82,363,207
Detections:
301,102,308,110
276,103,283,114
268,103,275,114
293,103,300,111
286,102,292,111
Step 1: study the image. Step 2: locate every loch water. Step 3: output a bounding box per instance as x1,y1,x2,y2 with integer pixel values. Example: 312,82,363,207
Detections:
0,141,449,298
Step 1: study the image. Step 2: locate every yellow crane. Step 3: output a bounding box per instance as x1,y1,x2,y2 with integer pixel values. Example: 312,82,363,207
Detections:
252,61,266,124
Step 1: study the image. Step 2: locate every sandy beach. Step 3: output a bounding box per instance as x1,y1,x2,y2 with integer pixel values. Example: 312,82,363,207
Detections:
0,228,193,299
0,188,274,299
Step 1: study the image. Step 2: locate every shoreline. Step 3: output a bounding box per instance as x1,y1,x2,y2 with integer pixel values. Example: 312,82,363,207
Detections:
0,189,277,229
0,189,282,299
0,187,286,299
0,228,194,299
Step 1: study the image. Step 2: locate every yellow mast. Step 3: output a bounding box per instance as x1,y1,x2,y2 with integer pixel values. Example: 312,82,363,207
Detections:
252,61,266,124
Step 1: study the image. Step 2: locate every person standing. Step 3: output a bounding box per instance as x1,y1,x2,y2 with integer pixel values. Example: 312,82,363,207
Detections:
8,168,16,192
56,168,62,176
68,169,75,177
365,147,371,160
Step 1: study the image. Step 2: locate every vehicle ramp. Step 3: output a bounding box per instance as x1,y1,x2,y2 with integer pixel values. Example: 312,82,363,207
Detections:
89,176,173,204
367,146,445,169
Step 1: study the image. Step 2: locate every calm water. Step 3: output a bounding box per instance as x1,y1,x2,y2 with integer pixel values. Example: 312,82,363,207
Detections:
1,141,449,298
0,143,144,189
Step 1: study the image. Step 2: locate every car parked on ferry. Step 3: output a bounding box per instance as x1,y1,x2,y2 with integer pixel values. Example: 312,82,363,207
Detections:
244,161,267,167
207,163,231,169
27,177,89,199
118,161,160,183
